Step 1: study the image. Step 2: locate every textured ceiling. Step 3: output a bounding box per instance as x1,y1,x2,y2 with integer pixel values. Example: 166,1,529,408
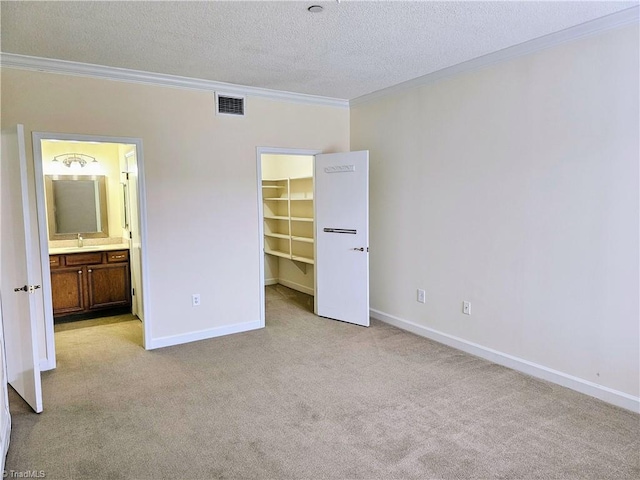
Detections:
1,1,637,100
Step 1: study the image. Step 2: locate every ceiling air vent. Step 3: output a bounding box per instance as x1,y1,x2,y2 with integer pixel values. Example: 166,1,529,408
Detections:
216,93,245,117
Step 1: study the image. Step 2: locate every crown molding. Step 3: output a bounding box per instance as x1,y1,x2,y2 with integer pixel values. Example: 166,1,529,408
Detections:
0,53,349,109
351,6,640,107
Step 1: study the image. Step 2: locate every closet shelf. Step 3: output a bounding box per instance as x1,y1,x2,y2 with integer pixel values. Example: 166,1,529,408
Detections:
291,236,314,243
292,255,314,265
263,176,312,182
262,174,314,269
265,248,291,259
264,197,313,201
265,233,290,240
264,250,314,265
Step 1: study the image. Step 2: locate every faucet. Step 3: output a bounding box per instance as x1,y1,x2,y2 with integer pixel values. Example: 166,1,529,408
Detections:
77,233,83,248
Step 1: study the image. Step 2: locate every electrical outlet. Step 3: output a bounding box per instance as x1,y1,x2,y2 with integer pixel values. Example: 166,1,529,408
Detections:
417,289,426,304
463,301,471,315
192,294,201,307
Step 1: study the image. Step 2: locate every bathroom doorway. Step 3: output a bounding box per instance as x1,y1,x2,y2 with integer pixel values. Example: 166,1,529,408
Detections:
32,132,150,371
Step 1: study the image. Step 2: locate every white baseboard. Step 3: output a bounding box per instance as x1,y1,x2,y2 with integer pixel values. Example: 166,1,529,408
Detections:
147,320,262,350
371,308,640,413
278,279,314,296
1,408,10,474
265,278,278,286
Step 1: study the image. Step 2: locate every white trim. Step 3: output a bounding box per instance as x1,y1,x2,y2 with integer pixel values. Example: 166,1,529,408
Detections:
31,138,56,372
278,279,314,297
265,278,278,286
148,320,262,350
351,6,640,107
0,300,10,473
1,408,10,474
370,308,640,413
39,358,54,371
32,132,153,353
0,7,635,110
0,53,349,109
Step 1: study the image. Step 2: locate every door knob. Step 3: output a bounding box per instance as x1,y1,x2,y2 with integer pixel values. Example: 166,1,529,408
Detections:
14,285,41,293
351,247,365,252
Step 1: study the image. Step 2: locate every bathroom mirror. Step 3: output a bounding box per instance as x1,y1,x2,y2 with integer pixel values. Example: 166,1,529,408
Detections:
45,175,109,240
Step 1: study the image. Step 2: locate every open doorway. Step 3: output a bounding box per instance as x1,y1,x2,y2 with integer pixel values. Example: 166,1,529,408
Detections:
257,147,371,329
257,148,320,326
32,133,150,370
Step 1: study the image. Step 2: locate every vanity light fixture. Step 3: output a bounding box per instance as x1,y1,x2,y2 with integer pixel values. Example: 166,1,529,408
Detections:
308,5,324,13
52,153,98,168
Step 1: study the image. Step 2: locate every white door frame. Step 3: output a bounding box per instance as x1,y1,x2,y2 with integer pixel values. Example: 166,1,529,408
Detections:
256,147,321,328
32,132,152,362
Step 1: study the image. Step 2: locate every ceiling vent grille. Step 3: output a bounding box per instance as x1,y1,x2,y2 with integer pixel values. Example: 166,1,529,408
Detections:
216,93,245,116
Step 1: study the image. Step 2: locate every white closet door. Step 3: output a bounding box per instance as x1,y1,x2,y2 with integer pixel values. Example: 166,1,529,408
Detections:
315,151,370,327
1,124,44,413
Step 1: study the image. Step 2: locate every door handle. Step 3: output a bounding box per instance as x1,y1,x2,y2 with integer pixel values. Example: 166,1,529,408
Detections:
14,285,41,293
324,228,356,234
351,247,365,252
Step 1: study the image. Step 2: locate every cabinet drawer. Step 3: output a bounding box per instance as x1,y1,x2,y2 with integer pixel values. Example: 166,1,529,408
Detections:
107,250,129,263
49,255,61,268
64,252,104,266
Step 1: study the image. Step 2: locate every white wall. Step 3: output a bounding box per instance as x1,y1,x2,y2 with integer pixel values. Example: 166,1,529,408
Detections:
1,68,349,347
262,154,313,180
351,24,639,404
40,140,125,247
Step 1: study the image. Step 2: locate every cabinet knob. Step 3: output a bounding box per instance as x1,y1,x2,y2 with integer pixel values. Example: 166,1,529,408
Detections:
88,269,92,273
78,270,82,274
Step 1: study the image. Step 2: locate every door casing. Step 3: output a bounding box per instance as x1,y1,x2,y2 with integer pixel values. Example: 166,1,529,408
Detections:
32,132,152,367
256,147,321,327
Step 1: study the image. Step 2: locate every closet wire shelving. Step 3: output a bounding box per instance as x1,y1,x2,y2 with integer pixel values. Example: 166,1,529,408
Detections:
262,176,314,265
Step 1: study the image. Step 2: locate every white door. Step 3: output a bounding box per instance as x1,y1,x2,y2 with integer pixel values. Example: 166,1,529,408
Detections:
124,150,144,320
315,151,370,327
0,125,44,413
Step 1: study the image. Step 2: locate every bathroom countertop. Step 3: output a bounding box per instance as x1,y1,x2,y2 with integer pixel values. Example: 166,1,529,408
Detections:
49,243,130,255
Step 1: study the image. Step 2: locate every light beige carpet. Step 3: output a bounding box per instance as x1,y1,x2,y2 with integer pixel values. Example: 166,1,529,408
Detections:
6,285,639,479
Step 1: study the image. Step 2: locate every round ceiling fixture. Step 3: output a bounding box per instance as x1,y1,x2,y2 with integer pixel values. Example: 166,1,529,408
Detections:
308,5,324,13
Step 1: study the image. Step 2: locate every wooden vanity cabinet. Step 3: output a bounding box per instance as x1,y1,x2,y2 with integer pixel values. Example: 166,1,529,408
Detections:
50,250,131,318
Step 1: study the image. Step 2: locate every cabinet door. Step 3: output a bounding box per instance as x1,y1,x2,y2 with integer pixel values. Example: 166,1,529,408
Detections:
87,263,131,310
51,267,86,315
